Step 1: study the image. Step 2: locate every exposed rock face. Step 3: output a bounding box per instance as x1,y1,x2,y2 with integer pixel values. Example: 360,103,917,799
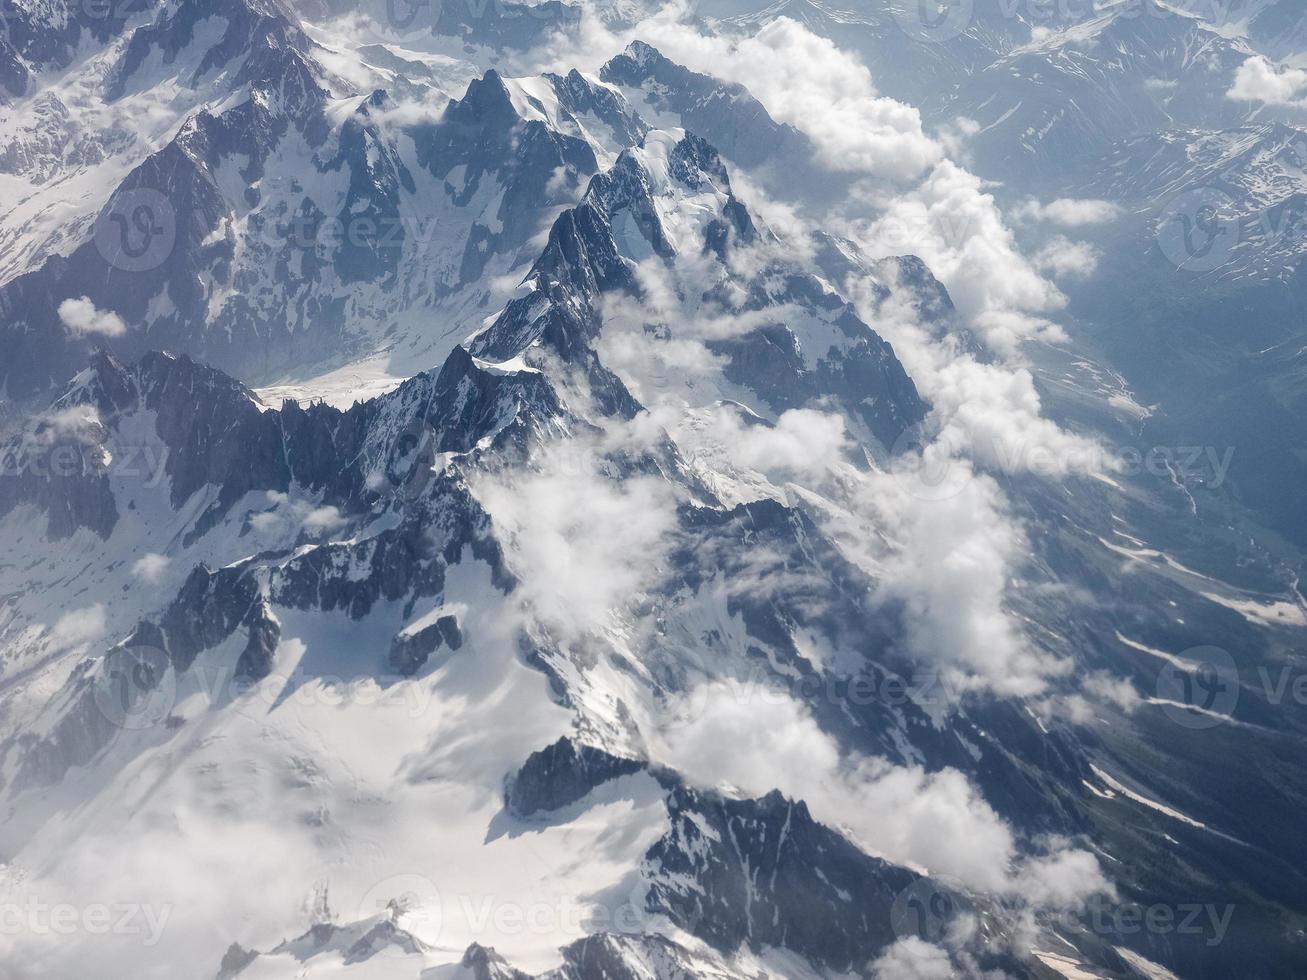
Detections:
0,0,147,94
644,785,917,972
545,68,649,149
0,56,611,400
409,70,601,285
467,128,926,449
4,6,1305,980
388,612,463,676
552,933,738,980
504,736,644,817
0,341,569,541
107,0,320,102
235,602,281,681
458,941,532,980
499,738,1013,976
215,942,258,979
709,271,927,449
152,477,506,675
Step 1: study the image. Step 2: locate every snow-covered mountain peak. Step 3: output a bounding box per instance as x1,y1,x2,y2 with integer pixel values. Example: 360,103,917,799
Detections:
3,6,1307,979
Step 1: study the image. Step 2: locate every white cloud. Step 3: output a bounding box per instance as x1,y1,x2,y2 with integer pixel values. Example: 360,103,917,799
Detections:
1033,236,1101,280
1014,847,1113,910
656,685,1109,901
870,939,956,980
935,116,981,160
302,505,347,533
853,161,1067,355
640,18,942,181
1228,55,1307,108
845,271,1106,483
33,405,103,445
691,407,850,483
50,604,108,649
530,7,940,182
1053,671,1143,724
474,435,680,639
132,553,170,583
847,463,1067,696
249,492,347,537
1083,671,1142,710
1014,198,1122,226
797,271,1110,695
58,297,127,337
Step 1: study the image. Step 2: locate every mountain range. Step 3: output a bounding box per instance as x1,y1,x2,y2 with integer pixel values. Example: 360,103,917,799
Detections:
1,2,1306,979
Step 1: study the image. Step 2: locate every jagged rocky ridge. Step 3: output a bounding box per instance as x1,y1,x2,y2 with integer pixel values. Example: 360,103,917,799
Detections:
6,5,1306,979
0,123,1095,977
0,23,643,398
0,34,924,405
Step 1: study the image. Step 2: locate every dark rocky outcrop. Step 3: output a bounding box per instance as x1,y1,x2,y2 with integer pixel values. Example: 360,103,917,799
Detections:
505,736,644,817
388,612,463,676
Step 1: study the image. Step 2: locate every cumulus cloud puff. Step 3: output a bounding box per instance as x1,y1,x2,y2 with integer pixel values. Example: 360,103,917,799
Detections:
854,162,1067,355
530,5,940,182
686,406,851,485
1014,198,1122,226
474,435,680,638
845,272,1107,484
50,604,108,649
32,405,104,446
640,17,942,181
1228,55,1307,108
869,938,957,980
804,443,1072,696
656,685,1110,901
131,553,171,584
249,492,347,538
58,297,127,337
1033,236,1101,280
